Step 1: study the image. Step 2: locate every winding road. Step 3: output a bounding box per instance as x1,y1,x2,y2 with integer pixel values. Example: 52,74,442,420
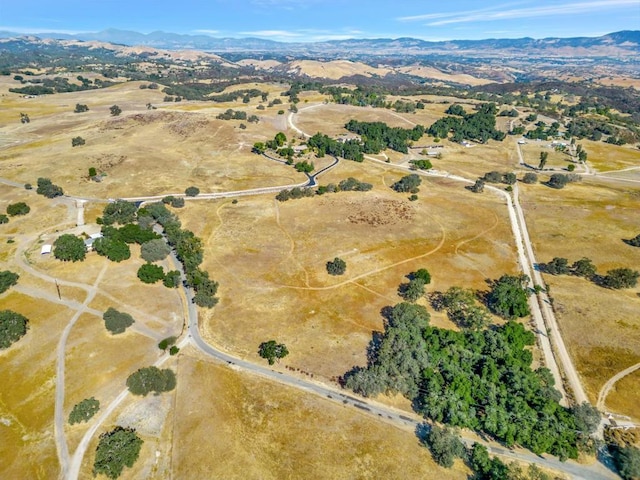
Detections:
3,102,633,479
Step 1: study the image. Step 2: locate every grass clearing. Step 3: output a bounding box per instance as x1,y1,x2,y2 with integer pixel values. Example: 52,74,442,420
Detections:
171,354,468,480
519,180,640,412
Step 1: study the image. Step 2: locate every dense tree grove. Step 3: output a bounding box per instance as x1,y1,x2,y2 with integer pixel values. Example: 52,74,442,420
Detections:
275,187,315,202
344,303,583,459
141,203,218,308
68,397,100,425
126,366,176,396
602,268,639,289
613,445,640,480
422,425,466,468
101,200,138,226
428,103,505,143
306,133,364,162
93,427,143,479
0,270,19,294
0,310,29,349
345,120,425,154
103,307,135,334
53,234,86,262
439,286,491,331
93,237,131,262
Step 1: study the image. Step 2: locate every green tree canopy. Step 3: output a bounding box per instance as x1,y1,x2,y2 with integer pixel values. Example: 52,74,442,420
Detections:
326,257,346,276
93,237,131,262
614,445,640,480
601,268,639,289
0,270,19,294
36,177,64,198
185,186,200,197
126,366,176,396
392,174,421,193
103,307,135,334
140,239,171,262
486,274,531,319
422,425,466,468
6,202,30,216
137,264,165,284
53,234,86,262
68,397,100,425
102,200,137,226
258,340,289,365
93,427,143,479
0,310,29,349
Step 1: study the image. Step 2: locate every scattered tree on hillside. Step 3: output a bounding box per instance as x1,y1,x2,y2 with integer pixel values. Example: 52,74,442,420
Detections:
538,151,549,170
258,340,289,365
92,427,143,479
74,103,89,113
36,177,64,198
20,112,30,124
543,257,570,275
6,202,30,216
103,307,135,335
392,174,421,193
0,214,8,224
109,104,122,116
469,178,485,193
522,172,538,184
399,278,426,302
0,270,19,294
411,268,431,285
601,268,639,289
71,136,85,147
53,234,86,262
547,173,570,189
126,366,176,396
0,310,29,349
486,274,530,319
68,397,100,425
185,186,200,197
294,160,314,173
326,257,347,276
572,257,597,278
624,234,640,247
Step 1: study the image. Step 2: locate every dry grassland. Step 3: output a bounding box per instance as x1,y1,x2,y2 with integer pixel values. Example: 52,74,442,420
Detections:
176,159,516,381
578,140,640,172
171,355,468,480
519,181,640,414
0,292,73,479
605,371,640,422
519,142,575,169
0,83,305,198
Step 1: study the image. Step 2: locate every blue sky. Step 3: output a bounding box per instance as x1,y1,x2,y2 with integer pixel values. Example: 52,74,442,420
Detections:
1,0,638,42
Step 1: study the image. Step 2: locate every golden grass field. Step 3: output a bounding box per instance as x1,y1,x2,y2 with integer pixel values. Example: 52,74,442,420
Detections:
519,180,640,415
1,76,639,478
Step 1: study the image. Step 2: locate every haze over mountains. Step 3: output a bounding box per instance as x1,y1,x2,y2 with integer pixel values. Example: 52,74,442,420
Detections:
0,28,639,57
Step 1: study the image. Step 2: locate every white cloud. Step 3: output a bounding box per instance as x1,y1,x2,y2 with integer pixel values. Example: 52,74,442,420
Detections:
398,0,639,26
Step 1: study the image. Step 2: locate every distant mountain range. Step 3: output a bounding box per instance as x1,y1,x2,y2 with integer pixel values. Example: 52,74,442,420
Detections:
0,28,638,57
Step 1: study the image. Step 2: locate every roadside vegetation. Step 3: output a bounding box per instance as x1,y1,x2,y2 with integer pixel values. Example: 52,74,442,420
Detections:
68,397,100,425
93,426,143,479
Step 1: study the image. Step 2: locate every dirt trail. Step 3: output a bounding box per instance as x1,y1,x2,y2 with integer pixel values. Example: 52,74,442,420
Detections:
597,362,640,411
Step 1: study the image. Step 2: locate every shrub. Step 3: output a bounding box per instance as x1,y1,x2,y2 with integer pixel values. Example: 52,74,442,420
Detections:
326,257,346,276
522,172,538,184
170,197,185,208
169,346,180,355
0,214,8,224
109,104,122,116
103,307,135,334
88,167,97,177
185,186,200,197
6,202,30,216
0,309,29,349
74,103,89,113
548,173,569,189
68,397,100,424
71,136,85,147
158,336,177,350
163,270,181,288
